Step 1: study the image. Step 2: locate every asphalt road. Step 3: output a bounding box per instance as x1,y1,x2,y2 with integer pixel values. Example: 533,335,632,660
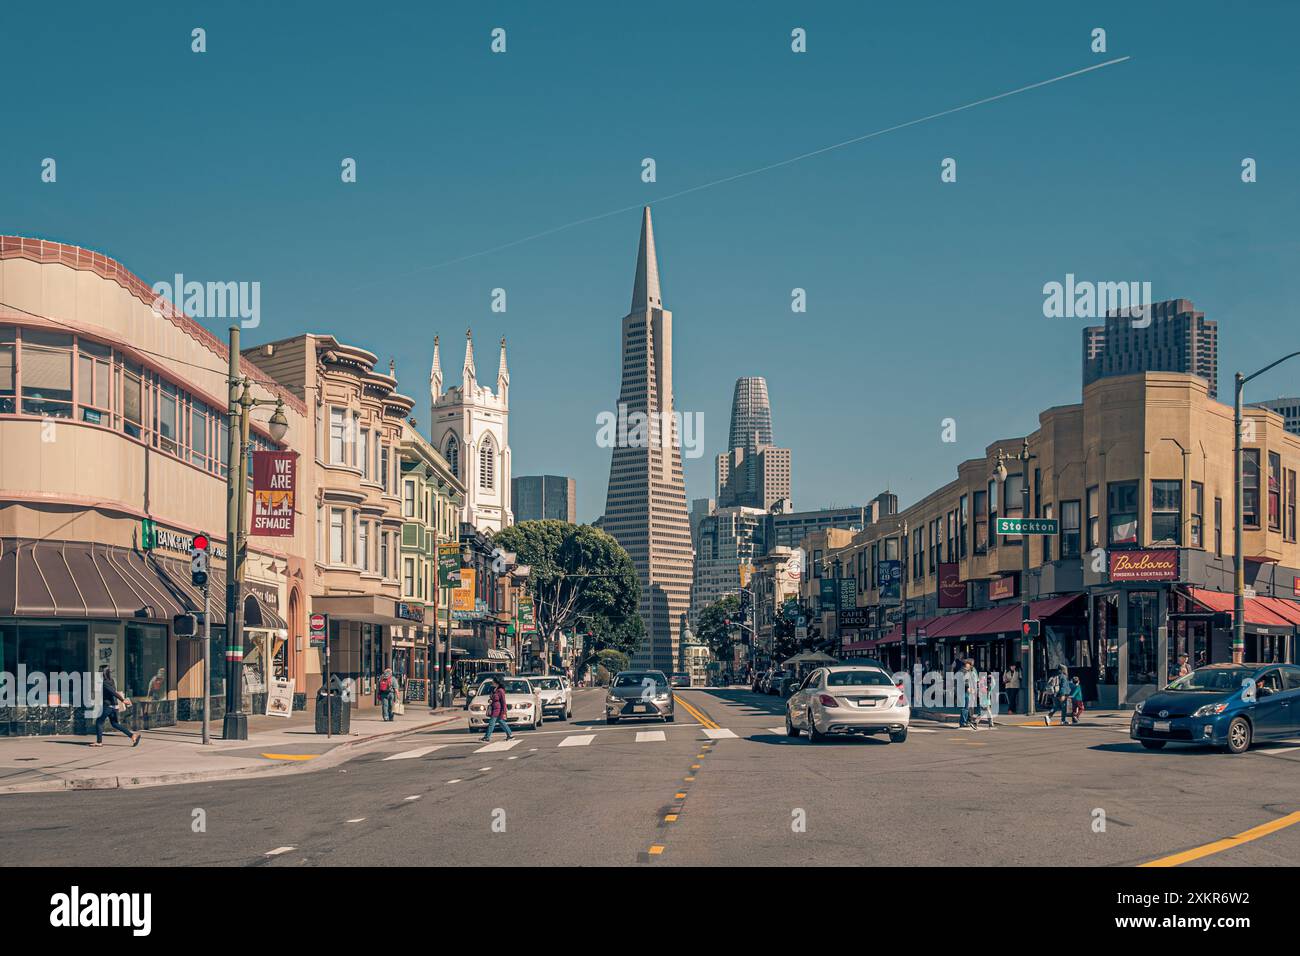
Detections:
1,687,1298,867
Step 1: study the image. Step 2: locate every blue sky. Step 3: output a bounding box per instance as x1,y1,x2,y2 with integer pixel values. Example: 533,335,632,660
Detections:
5,1,1299,522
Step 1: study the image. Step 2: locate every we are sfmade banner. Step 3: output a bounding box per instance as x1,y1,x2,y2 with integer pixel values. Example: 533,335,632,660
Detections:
251,450,297,537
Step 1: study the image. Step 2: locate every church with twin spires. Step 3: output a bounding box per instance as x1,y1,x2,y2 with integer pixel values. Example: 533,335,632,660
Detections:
429,330,514,533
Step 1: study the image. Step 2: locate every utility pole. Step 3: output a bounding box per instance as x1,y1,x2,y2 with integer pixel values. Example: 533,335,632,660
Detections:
222,326,246,741
996,439,1036,715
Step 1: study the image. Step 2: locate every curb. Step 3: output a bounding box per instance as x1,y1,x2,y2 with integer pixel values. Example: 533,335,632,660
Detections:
0,712,463,795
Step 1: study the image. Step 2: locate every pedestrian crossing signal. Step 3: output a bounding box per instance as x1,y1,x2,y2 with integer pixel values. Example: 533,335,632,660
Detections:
1021,619,1041,639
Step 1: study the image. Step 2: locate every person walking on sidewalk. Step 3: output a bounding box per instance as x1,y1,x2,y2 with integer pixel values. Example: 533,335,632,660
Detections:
959,659,977,729
1069,676,1084,725
973,672,998,729
90,666,140,747
378,667,398,721
481,676,514,743
1004,663,1021,714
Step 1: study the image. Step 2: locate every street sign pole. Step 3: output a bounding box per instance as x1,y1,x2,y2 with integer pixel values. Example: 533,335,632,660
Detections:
202,582,211,745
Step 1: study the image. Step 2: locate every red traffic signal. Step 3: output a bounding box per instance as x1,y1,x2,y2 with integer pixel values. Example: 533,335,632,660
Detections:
193,533,210,552
1021,619,1041,639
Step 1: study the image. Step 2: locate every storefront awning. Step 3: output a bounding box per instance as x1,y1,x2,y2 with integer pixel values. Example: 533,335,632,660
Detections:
311,594,407,628
487,648,513,661
917,594,1083,641
1,537,195,620
0,537,288,629
1185,587,1299,628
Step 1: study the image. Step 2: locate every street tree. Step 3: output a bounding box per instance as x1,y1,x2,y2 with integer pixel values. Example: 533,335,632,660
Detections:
492,520,641,667
696,593,740,663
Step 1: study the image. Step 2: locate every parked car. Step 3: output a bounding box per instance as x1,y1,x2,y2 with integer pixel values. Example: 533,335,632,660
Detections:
605,670,675,723
772,669,799,698
786,665,910,743
530,675,573,721
669,672,691,688
1130,662,1300,754
466,677,542,732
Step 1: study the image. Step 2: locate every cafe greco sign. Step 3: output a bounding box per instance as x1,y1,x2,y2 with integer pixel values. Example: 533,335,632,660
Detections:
1108,549,1179,582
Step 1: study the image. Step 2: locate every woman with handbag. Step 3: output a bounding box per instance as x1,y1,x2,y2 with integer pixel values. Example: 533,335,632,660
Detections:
91,665,140,747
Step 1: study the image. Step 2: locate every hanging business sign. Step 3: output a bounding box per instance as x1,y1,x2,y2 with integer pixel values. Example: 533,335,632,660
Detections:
1108,549,1179,582
250,451,297,537
839,607,871,629
438,544,463,587
877,560,902,606
838,577,856,610
938,563,967,608
820,578,838,608
518,596,536,633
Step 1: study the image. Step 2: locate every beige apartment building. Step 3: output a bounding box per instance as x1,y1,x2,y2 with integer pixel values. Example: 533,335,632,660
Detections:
245,334,417,712
0,237,313,735
805,372,1300,707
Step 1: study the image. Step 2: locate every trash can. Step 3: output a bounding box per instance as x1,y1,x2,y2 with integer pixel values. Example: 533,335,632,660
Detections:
315,688,350,734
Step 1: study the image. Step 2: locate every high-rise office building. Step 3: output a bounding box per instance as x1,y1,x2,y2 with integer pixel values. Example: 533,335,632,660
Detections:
1082,298,1218,399
512,475,577,523
727,376,773,452
1253,398,1300,437
716,375,792,510
602,208,694,673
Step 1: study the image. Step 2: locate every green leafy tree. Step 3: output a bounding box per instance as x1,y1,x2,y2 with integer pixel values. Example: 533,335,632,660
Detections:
492,520,641,667
696,594,740,663
593,649,630,684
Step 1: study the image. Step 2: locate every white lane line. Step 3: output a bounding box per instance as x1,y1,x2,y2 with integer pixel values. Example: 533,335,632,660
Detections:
1261,747,1300,757
558,734,596,747
383,745,447,760
766,726,786,735
909,728,937,734
404,795,421,802
265,846,295,856
346,818,366,824
636,730,666,742
507,755,519,760
703,728,737,739
478,767,493,771
446,779,462,784
474,739,521,754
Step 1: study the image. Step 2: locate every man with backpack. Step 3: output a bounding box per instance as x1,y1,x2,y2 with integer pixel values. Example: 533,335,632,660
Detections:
378,667,397,721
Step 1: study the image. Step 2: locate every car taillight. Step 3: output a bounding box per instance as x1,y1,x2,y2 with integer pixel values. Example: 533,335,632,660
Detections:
893,695,908,708
817,694,839,707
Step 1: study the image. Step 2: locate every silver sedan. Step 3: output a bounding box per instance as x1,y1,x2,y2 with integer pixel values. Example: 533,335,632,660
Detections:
605,670,675,724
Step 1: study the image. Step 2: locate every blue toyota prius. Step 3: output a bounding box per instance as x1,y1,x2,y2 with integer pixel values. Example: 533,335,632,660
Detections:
1130,662,1300,754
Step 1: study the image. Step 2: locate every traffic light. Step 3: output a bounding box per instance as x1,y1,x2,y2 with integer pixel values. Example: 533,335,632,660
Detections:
1212,611,1233,630
191,533,210,588
1021,619,1041,639
173,613,198,637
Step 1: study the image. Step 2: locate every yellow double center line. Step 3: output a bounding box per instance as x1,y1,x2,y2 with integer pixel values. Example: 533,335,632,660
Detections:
674,694,718,730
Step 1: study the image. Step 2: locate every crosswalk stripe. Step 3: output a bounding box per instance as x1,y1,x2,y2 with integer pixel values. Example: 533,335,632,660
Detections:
767,726,786,735
558,734,596,747
703,728,737,739
474,739,520,754
909,728,937,734
636,731,666,742
384,745,447,760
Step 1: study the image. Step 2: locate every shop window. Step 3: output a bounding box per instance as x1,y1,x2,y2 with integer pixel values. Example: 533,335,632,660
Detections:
1150,480,1181,545
0,327,14,412
1060,500,1081,558
77,339,112,424
1108,481,1139,546
1128,592,1160,686
12,623,87,704
125,623,167,702
1242,450,1260,528
20,330,74,418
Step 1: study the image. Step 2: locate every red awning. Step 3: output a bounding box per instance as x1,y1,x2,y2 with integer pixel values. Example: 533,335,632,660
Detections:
925,594,1083,640
1259,596,1300,627
879,615,944,645
1185,588,1296,628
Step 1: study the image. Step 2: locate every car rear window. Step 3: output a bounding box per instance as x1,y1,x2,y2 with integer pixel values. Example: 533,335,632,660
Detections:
826,670,893,687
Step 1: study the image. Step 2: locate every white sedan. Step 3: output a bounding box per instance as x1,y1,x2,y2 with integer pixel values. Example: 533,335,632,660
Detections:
529,675,572,721
467,678,543,732
785,665,910,743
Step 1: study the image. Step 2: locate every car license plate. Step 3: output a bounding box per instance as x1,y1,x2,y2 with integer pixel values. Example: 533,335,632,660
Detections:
856,699,876,707
1154,720,1172,733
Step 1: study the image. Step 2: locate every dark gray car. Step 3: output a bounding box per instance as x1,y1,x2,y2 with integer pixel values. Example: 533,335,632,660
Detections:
605,670,676,724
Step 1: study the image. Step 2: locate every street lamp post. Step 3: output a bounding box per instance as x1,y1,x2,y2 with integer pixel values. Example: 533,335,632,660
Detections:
996,439,1036,715
221,326,289,741
1233,352,1300,664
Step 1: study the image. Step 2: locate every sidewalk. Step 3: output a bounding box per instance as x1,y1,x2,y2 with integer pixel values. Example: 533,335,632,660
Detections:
914,705,1132,726
0,702,466,795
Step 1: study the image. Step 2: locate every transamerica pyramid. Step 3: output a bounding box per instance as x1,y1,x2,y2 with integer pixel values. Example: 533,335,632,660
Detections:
603,207,695,673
